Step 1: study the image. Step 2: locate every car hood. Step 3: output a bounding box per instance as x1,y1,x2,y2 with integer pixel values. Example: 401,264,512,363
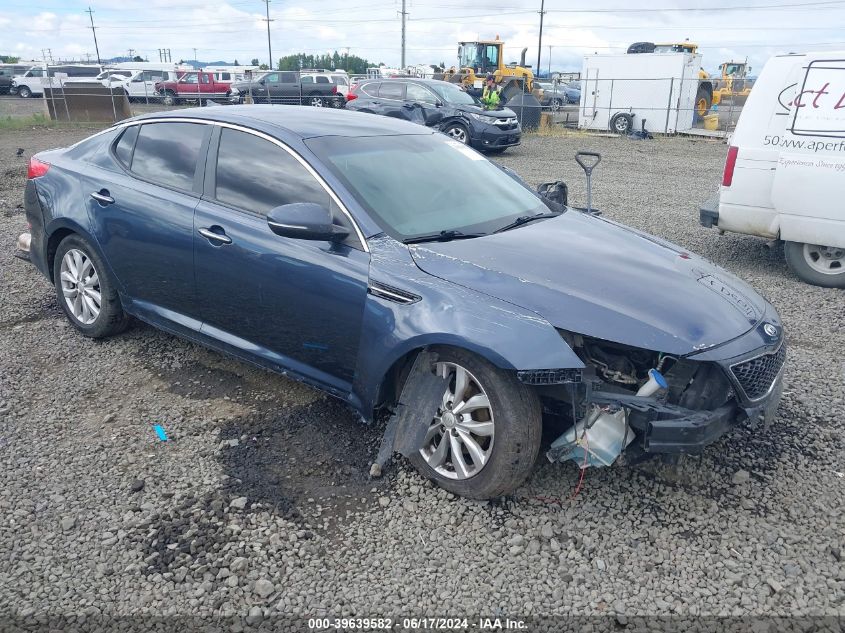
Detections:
409,212,767,355
456,104,517,119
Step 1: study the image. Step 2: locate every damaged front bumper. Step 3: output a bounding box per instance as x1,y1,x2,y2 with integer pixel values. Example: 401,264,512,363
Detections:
545,342,786,466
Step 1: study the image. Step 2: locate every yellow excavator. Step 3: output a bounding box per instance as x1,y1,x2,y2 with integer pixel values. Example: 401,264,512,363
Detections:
443,36,538,101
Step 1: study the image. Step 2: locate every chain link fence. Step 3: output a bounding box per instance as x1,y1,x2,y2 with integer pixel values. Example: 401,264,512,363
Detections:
1,72,747,137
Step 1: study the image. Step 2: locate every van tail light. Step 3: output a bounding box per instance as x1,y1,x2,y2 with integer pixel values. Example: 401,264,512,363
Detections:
27,157,50,179
722,145,738,187
346,83,359,101
331,85,338,95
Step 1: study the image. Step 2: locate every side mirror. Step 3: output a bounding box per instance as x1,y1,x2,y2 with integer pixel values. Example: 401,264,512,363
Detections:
267,203,350,242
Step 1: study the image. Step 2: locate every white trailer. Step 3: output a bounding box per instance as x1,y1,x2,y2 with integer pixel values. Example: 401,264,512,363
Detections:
579,52,701,134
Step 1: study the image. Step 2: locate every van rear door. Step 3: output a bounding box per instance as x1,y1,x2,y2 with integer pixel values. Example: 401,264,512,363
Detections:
770,57,845,246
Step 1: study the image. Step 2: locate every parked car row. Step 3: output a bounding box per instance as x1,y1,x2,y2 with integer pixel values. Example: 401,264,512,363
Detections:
537,80,582,111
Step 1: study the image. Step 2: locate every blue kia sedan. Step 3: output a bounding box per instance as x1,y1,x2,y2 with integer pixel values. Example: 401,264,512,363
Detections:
17,106,785,499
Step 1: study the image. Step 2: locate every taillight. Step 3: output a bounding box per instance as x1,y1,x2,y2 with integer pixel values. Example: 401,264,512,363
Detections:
331,85,338,94
27,157,50,179
722,145,738,187
346,83,359,101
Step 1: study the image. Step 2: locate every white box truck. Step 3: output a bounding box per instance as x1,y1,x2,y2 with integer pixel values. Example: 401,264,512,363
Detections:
579,52,701,134
700,52,845,287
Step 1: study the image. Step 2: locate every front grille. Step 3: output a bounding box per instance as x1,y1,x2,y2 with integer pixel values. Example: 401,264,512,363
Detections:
730,344,786,401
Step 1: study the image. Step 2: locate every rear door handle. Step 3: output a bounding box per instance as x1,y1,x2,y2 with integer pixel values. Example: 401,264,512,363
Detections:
90,190,114,205
198,227,232,245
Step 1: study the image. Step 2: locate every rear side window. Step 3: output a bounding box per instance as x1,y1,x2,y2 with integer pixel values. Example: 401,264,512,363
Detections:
280,72,297,84
378,82,405,99
315,76,330,84
301,76,314,84
114,125,139,167
332,76,348,86
131,122,206,191
214,128,329,215
360,81,380,97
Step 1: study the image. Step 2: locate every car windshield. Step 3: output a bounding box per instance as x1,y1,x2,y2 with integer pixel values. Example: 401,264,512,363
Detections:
306,134,545,241
429,83,477,105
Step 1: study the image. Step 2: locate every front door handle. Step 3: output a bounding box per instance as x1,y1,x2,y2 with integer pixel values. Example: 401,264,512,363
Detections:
90,190,114,205
198,227,232,245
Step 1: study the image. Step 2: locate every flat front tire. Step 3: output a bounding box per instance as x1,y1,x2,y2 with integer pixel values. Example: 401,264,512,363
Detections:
784,240,845,288
53,235,129,338
407,347,542,499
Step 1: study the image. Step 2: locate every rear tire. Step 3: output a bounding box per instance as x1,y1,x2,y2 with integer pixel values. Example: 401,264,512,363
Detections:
18,86,31,99
784,241,845,288
407,347,542,500
53,235,129,339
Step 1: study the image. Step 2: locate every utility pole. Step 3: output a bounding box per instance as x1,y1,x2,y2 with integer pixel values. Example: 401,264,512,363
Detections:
193,48,198,61
86,7,101,66
128,48,135,60
262,0,274,69
536,0,545,75
400,0,407,68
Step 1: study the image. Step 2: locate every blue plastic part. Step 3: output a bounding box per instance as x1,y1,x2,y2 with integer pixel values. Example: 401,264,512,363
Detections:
153,425,168,441
649,368,668,390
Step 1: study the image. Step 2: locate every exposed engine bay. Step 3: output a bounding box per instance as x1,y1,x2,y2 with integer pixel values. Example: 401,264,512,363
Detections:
538,332,744,468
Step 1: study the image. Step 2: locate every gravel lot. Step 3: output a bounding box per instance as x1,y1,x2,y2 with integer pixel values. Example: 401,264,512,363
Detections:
1,123,843,629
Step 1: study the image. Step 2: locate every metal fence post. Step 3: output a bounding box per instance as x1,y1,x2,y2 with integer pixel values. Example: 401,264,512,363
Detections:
664,77,674,134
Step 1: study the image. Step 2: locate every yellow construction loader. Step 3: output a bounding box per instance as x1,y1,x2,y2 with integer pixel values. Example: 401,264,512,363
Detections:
443,36,538,101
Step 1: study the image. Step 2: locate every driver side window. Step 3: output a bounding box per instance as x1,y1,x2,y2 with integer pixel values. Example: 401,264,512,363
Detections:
215,128,330,215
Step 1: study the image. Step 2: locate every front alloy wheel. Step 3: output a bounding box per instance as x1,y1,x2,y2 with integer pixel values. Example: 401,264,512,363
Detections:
60,249,101,325
407,348,542,499
443,123,469,144
420,362,495,480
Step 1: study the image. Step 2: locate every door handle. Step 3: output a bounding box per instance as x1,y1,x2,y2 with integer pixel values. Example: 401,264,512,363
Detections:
90,190,114,205
198,227,232,245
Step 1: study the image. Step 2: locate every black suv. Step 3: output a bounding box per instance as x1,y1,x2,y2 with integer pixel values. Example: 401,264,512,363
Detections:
345,78,520,154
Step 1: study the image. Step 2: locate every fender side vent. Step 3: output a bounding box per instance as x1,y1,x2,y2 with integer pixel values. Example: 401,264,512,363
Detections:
368,281,421,305
518,369,582,385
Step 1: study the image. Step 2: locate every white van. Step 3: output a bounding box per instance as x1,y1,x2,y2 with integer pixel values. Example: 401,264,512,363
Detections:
700,52,845,287
120,69,181,101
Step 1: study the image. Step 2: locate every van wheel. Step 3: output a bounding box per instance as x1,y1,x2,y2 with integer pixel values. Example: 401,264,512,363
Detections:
784,241,845,288
406,347,542,500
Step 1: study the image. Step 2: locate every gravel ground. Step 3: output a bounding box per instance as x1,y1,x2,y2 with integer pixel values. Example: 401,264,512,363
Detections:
0,125,843,630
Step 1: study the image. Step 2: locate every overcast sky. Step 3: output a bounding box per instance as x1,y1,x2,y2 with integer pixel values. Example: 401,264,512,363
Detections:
2,0,845,73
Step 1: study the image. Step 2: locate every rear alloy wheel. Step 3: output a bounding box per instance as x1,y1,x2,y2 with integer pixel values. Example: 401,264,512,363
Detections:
53,235,129,338
785,240,845,288
310,96,324,107
18,86,32,99
408,348,542,499
443,123,469,144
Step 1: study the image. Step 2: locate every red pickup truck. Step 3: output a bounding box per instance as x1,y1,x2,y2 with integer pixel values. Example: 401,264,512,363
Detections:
155,71,231,105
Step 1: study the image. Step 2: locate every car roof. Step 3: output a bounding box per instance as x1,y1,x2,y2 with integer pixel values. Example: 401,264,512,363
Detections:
367,77,455,88
126,105,435,140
